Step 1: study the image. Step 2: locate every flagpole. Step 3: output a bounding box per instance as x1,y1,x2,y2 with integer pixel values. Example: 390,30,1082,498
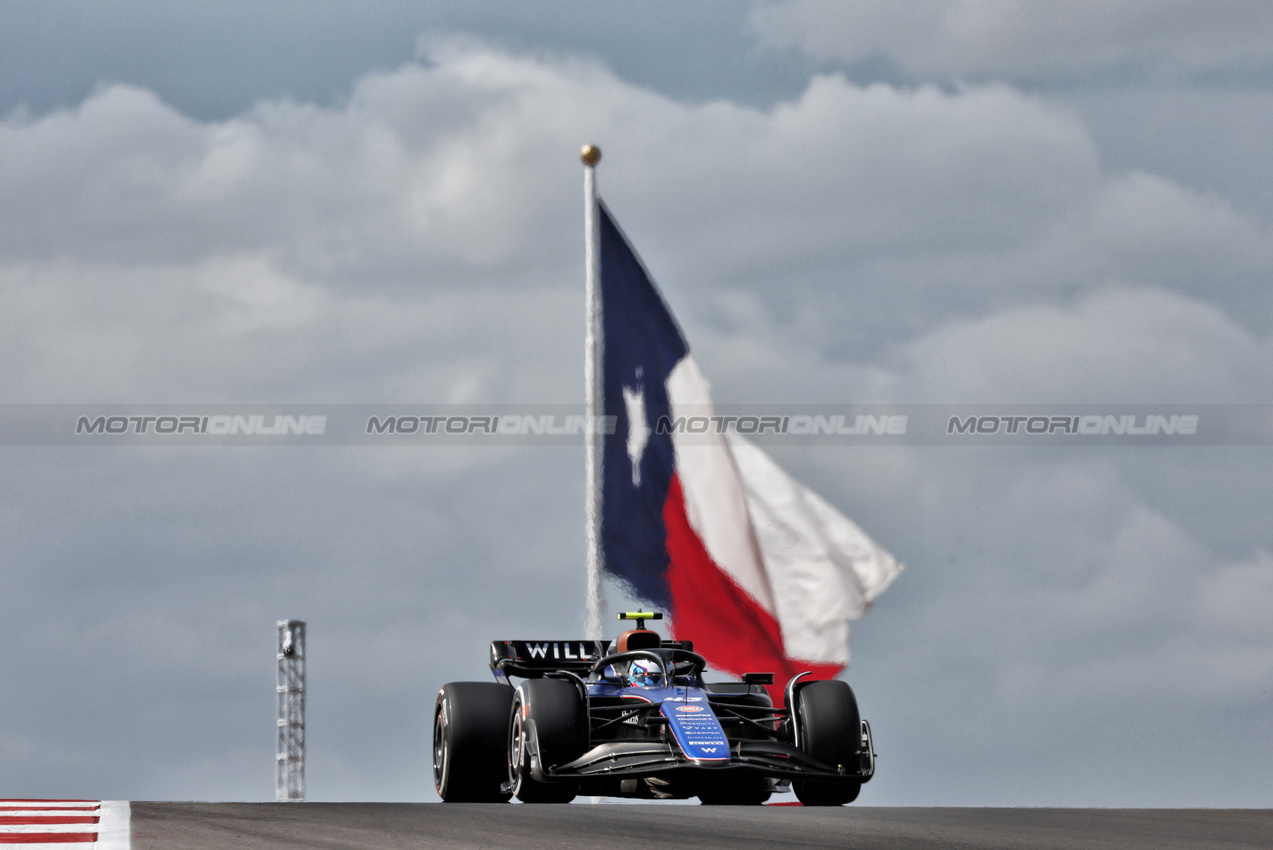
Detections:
582,144,606,641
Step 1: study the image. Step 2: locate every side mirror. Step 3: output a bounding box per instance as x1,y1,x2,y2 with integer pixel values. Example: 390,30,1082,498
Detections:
742,672,774,685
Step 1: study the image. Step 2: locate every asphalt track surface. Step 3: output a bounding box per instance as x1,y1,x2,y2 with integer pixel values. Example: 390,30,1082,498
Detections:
130,803,1273,849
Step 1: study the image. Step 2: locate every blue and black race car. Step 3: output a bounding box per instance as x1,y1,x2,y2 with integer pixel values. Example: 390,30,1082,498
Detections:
433,612,875,805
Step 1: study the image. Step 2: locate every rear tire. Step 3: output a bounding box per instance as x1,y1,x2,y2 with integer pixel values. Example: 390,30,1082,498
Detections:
509,679,584,803
434,682,514,802
792,680,862,807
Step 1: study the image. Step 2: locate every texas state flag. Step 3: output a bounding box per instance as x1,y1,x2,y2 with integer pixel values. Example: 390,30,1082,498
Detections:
598,202,902,690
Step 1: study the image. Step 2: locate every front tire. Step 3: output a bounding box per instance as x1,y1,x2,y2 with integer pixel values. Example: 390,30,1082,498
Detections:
792,680,862,806
509,679,584,803
434,682,514,802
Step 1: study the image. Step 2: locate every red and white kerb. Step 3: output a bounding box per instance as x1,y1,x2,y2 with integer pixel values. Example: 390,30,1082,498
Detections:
0,801,129,848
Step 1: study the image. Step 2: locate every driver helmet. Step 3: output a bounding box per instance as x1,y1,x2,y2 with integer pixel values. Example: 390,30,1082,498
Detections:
628,658,661,688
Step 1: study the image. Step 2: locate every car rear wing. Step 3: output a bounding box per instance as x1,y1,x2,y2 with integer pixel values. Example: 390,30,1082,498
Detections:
489,638,695,681
490,640,605,680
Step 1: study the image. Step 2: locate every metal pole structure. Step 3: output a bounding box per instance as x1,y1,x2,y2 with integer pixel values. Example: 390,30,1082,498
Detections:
276,619,306,802
582,144,606,642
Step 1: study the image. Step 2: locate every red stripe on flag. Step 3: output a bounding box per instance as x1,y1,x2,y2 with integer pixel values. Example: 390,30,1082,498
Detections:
0,817,99,826
0,802,95,805
0,835,96,844
0,810,98,814
663,474,842,704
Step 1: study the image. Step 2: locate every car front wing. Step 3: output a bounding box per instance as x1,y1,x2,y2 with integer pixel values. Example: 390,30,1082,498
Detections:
542,722,875,785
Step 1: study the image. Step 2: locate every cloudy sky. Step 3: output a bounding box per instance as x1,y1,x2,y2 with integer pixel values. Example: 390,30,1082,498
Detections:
2,1,1271,806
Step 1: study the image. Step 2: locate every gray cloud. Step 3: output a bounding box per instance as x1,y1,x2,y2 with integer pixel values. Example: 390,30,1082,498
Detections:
752,0,1273,82
1,32,1271,806
888,287,1273,403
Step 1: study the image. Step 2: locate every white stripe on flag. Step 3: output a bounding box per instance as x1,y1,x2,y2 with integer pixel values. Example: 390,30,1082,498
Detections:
727,431,903,665
665,354,904,668
665,356,776,613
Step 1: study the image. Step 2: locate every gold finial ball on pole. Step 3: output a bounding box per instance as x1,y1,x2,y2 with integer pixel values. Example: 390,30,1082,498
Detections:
580,144,602,166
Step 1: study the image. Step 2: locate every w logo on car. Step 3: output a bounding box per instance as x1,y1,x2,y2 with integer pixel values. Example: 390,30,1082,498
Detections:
675,705,704,713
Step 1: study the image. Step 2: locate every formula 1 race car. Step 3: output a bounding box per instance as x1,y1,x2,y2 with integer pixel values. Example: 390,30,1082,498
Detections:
433,612,875,805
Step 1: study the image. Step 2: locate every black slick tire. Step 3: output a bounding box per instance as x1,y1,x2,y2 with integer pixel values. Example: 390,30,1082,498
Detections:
434,681,514,802
792,679,862,806
509,679,584,803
